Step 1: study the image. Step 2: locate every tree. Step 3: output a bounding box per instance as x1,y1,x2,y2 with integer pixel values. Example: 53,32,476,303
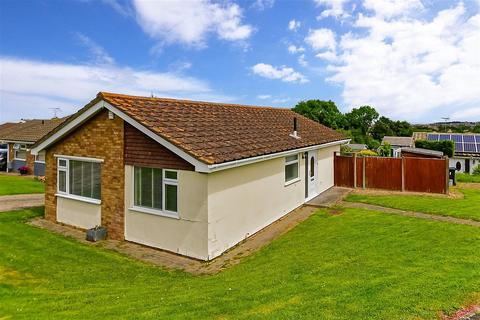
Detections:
371,116,394,141
371,117,413,140
345,105,379,134
292,100,345,129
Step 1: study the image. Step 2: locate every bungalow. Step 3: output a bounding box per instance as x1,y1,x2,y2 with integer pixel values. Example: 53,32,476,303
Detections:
31,92,348,261
381,136,414,157
0,118,67,175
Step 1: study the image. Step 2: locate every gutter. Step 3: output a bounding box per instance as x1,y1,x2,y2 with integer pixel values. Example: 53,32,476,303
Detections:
206,139,350,172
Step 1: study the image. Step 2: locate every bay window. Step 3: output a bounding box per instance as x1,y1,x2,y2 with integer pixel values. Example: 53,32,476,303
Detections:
57,157,101,202
133,167,178,216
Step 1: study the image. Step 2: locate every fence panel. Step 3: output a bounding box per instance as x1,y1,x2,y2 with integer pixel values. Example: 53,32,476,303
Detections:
404,157,447,194
333,153,448,194
334,155,354,187
365,157,402,190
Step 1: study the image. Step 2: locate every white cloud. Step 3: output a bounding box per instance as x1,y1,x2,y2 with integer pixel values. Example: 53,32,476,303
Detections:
315,0,351,20
288,19,301,31
326,3,480,120
252,63,308,83
362,0,423,18
451,107,480,120
272,97,291,104
0,57,233,122
251,0,275,11
298,54,308,67
288,45,305,54
257,94,272,99
76,33,114,65
133,0,253,48
102,0,133,17
305,28,336,51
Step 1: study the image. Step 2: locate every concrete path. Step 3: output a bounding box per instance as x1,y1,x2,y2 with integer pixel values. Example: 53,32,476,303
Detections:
306,187,352,207
0,194,44,212
342,201,480,228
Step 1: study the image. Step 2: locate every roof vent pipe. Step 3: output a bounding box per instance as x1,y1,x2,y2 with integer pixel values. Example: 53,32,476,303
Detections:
290,117,300,139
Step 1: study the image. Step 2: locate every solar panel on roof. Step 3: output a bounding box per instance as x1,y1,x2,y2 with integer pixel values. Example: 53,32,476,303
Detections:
476,135,480,143
464,135,475,143
477,144,480,151
427,133,438,141
452,135,463,142
464,143,476,152
455,143,463,152
439,134,450,140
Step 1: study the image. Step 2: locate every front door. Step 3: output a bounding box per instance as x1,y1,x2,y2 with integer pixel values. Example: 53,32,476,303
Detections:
465,159,470,173
307,150,318,199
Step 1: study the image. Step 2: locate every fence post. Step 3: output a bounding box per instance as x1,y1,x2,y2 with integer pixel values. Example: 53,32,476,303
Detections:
362,156,366,189
445,157,449,194
401,156,405,192
353,153,357,189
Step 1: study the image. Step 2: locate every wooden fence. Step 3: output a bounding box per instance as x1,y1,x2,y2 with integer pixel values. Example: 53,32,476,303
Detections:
334,153,449,194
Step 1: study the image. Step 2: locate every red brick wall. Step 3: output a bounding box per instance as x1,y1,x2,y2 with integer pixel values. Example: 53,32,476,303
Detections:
45,110,125,239
124,123,194,170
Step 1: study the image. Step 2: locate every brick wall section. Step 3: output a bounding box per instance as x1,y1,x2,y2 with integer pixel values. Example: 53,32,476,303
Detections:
124,123,194,170
45,110,125,239
26,149,35,174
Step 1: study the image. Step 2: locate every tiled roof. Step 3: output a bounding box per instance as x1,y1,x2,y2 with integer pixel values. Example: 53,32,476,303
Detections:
99,92,346,165
382,136,413,147
0,118,68,143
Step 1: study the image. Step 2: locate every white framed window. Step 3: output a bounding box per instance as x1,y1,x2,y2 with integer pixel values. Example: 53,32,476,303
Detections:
35,151,46,163
14,144,27,160
133,167,178,217
56,157,101,202
285,154,299,184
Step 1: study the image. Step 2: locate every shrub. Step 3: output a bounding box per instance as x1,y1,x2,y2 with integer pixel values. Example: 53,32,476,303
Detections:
377,142,391,157
473,166,480,176
358,150,378,157
340,145,353,155
415,140,454,157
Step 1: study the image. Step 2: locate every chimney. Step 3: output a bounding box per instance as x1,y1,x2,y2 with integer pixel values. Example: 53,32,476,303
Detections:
290,117,300,139
41,120,45,125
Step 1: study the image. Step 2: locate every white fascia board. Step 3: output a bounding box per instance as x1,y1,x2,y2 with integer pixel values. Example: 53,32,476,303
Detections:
30,101,104,155
206,139,350,172
102,102,210,173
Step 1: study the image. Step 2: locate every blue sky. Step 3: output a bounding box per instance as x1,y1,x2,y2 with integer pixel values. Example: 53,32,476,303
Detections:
1,0,479,123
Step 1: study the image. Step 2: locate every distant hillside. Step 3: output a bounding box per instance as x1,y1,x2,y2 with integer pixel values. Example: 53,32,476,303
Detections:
413,121,480,133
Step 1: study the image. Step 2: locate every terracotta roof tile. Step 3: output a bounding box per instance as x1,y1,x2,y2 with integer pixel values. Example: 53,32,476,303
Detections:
0,117,69,143
99,92,346,165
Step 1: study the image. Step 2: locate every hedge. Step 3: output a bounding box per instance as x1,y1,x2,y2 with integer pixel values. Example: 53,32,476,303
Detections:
414,139,454,157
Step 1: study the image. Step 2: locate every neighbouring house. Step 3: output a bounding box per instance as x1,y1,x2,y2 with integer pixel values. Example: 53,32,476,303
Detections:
0,118,68,175
347,143,367,152
401,147,444,159
422,133,480,174
381,136,414,157
31,92,348,261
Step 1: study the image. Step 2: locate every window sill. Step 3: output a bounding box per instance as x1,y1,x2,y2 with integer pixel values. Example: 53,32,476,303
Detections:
13,158,26,161
129,206,179,219
34,161,46,164
55,193,101,205
284,177,300,186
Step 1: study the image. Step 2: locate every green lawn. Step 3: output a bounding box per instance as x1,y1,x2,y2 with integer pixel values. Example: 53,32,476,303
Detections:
346,187,480,221
0,175,45,195
1,208,479,319
456,173,480,183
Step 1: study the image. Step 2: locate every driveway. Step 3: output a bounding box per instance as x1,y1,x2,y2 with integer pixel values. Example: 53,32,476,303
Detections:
0,194,44,212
